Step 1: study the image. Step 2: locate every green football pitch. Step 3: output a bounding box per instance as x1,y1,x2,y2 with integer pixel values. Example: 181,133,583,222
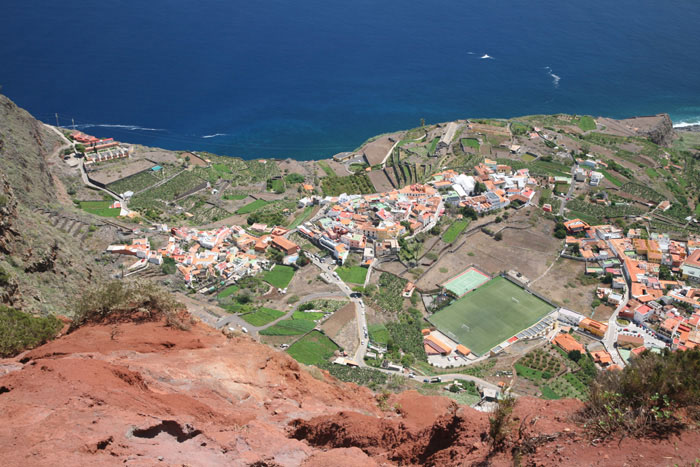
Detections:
430,276,554,355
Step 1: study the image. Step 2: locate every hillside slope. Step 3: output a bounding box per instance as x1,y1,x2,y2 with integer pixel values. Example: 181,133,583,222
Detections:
1,312,699,466
0,94,109,315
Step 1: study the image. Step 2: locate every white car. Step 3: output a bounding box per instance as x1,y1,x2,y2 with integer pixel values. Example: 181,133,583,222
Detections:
241,327,248,333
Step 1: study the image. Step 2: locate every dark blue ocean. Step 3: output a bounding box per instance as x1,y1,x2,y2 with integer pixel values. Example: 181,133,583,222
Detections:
2,1,700,160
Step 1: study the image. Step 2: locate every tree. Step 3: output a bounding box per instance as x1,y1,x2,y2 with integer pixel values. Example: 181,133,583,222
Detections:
659,265,672,281
553,222,567,239
568,350,582,362
236,292,252,304
161,256,177,275
602,272,613,284
474,182,487,195
461,206,478,220
494,231,503,241
296,252,310,267
75,143,86,153
401,353,415,367
267,248,284,263
420,118,425,128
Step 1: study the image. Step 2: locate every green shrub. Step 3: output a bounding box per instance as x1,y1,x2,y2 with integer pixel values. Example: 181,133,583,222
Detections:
72,280,185,330
161,256,177,275
488,396,516,452
0,306,63,357
581,349,700,437
285,173,305,184
318,361,387,387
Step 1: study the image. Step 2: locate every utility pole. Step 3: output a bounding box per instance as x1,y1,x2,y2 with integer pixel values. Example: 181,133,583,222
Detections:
55,113,59,127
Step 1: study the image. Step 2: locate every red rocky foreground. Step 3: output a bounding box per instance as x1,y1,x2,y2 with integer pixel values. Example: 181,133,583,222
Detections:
1,314,699,466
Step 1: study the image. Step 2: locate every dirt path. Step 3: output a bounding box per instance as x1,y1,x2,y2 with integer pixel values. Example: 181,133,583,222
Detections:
44,124,76,206
529,251,563,286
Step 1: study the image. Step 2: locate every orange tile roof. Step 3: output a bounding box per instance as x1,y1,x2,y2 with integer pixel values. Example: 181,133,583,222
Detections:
424,335,451,355
553,332,585,354
591,350,613,366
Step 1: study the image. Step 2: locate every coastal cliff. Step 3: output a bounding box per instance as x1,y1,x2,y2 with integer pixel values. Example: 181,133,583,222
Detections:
618,113,675,146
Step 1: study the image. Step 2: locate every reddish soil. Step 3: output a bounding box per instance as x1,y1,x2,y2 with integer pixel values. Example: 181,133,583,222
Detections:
2,312,700,466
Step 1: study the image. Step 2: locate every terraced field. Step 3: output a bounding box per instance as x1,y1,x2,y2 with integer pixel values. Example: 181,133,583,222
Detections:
129,171,208,212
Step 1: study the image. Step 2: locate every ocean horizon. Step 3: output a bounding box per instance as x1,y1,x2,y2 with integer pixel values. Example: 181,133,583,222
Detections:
2,0,699,160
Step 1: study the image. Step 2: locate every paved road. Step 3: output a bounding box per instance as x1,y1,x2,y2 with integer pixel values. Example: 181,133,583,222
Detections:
558,163,578,217
600,238,630,368
306,255,369,364
45,123,125,203
603,295,628,368
373,366,501,392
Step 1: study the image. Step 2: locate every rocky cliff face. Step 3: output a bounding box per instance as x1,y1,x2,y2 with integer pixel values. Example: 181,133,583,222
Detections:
618,114,675,146
1,313,698,466
0,95,110,315
0,174,19,255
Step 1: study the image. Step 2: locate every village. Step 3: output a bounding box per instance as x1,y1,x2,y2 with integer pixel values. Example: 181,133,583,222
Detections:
99,148,700,402
56,112,700,405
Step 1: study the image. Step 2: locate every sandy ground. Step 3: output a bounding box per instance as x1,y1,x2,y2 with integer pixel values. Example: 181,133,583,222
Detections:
333,318,360,356
321,302,356,337
416,215,561,291
276,159,314,180
529,257,598,315
592,303,616,322
324,160,350,177
367,170,395,192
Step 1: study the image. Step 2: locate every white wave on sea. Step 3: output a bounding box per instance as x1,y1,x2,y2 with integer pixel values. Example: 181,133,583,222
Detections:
672,119,700,128
201,133,228,138
74,123,165,131
544,66,561,88
480,54,493,59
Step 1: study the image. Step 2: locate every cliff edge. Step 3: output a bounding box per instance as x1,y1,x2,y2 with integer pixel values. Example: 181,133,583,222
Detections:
1,311,698,466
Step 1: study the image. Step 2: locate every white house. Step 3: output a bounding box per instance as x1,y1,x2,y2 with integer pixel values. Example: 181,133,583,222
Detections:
454,174,475,195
